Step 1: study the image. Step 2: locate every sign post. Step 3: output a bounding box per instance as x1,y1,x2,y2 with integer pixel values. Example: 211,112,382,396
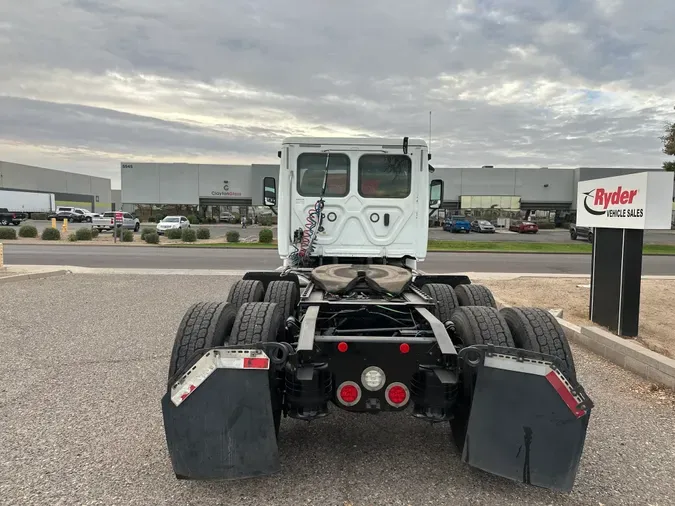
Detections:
114,212,123,243
577,171,674,337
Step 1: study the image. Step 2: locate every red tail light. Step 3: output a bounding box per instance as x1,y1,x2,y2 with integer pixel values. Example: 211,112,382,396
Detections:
336,381,361,406
385,382,410,407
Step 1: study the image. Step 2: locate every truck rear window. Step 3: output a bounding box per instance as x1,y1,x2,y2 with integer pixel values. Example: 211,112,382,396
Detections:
358,155,411,199
297,153,350,197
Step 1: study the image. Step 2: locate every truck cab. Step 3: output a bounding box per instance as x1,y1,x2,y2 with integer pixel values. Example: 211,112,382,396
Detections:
263,137,443,270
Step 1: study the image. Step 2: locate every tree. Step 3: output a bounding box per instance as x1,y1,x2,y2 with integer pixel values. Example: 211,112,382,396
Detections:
661,107,675,171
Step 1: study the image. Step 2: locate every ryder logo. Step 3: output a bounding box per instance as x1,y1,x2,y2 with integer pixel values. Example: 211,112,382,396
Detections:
582,186,643,218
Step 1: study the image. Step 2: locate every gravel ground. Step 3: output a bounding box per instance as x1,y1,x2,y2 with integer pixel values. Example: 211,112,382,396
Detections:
483,277,675,358
2,274,675,506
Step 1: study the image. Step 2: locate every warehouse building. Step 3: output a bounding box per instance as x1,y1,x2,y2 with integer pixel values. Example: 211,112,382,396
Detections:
120,161,671,214
0,160,113,211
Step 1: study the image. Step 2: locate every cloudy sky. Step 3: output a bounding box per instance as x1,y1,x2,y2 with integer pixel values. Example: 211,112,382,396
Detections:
1,0,674,187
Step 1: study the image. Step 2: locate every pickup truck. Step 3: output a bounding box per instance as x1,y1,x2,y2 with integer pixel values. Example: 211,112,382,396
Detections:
92,212,140,232
0,208,27,226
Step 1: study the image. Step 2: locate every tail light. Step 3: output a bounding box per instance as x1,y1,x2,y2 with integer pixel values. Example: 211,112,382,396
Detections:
336,381,361,406
385,382,410,407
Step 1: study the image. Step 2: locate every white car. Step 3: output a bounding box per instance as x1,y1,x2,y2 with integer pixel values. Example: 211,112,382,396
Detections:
156,216,190,235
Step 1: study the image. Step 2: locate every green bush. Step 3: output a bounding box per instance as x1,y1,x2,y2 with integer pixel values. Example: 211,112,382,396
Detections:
233,213,241,222
0,227,17,240
148,216,156,223
68,233,78,242
535,221,555,230
75,227,93,241
91,228,100,238
31,213,48,221
258,215,274,227
19,225,38,238
206,217,217,224
122,230,134,242
196,228,211,240
226,230,240,243
41,227,61,240
182,228,197,242
187,215,199,224
166,228,183,239
144,232,160,244
141,227,155,240
258,228,273,243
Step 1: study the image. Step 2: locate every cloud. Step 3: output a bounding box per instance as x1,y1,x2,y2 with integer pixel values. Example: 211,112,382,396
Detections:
0,0,674,187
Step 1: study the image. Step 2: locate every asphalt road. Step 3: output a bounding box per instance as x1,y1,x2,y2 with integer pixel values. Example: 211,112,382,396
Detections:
5,243,675,275
1,274,674,505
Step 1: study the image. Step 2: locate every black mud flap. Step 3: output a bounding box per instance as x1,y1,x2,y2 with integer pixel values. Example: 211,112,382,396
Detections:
458,346,593,492
161,348,280,480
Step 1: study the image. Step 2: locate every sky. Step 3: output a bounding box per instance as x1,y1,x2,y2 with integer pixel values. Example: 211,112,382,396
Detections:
1,0,674,188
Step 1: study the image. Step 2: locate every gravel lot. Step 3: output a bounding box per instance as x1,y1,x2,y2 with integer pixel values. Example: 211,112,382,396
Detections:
485,277,675,358
2,274,675,506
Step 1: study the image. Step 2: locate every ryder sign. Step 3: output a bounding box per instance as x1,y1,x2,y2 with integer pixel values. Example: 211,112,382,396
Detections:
577,171,674,229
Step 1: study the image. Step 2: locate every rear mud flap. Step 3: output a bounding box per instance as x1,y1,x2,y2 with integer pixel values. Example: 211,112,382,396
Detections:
459,346,593,492
161,349,280,480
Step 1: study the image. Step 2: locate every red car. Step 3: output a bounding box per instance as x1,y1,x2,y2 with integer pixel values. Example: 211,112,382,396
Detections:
509,221,539,234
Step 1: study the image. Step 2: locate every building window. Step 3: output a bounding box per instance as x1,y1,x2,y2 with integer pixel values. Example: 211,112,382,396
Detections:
297,153,350,197
358,155,411,198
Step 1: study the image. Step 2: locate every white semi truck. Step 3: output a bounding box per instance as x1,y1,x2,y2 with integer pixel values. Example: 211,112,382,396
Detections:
0,189,55,225
161,137,593,492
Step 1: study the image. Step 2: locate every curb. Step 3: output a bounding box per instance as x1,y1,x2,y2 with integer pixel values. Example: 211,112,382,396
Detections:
494,297,675,389
0,269,70,284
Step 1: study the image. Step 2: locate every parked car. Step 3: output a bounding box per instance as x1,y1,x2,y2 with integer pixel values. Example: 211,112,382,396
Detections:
220,212,237,223
470,219,496,233
0,208,27,226
48,211,85,223
72,208,101,223
443,216,472,233
509,221,539,234
156,216,191,235
570,224,594,242
92,212,140,232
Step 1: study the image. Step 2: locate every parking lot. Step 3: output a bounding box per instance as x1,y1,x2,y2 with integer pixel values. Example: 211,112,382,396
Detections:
2,273,674,506
16,220,675,245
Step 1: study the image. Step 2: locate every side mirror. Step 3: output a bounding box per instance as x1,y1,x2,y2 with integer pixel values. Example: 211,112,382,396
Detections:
429,179,443,210
263,177,277,207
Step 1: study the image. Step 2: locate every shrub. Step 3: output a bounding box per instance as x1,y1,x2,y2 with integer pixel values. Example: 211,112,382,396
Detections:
166,228,183,239
182,228,197,242
148,216,156,223
91,228,100,238
258,228,273,243
226,230,240,243
31,213,48,221
0,227,17,240
206,217,217,224
68,233,78,242
141,227,155,240
122,230,134,242
233,212,241,222
75,227,93,241
41,227,61,240
258,215,274,227
187,214,199,224
19,225,38,238
196,227,211,240
144,232,160,244
535,221,555,230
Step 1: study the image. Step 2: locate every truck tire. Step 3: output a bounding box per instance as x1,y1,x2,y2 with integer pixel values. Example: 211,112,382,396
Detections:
500,307,576,381
449,306,514,452
226,279,265,310
454,284,497,309
230,302,284,436
264,281,299,341
421,283,458,323
167,301,237,387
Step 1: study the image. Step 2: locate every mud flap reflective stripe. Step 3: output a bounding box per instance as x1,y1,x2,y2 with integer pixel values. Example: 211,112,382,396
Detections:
162,349,279,480
461,348,592,492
